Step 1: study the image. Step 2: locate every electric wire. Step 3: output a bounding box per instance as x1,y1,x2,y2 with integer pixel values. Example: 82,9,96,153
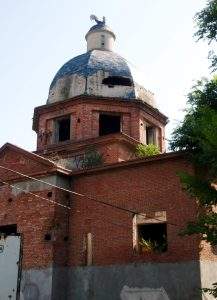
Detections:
0,178,70,210
0,164,179,226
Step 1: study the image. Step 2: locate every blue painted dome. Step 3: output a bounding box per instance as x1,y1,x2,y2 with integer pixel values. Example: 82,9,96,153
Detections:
50,50,132,90
47,20,155,107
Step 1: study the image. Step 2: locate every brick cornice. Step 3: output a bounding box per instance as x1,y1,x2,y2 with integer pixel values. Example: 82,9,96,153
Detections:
35,132,139,157
33,95,168,132
71,151,187,177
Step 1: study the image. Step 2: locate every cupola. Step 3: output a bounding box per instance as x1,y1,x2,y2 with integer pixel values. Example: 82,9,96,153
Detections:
33,16,168,163
85,15,116,51
47,15,156,107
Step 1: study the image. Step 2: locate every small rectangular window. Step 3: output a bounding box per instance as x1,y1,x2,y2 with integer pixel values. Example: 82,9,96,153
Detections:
56,117,71,142
146,126,156,145
138,223,167,253
99,113,121,136
101,35,105,47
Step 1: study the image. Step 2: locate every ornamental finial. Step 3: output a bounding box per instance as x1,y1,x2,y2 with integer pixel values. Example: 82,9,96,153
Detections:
90,15,106,26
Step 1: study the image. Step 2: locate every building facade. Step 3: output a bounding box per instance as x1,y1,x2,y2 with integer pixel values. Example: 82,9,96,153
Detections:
0,16,216,300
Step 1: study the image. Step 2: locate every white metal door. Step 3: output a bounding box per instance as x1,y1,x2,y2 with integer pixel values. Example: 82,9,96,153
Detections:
0,235,21,300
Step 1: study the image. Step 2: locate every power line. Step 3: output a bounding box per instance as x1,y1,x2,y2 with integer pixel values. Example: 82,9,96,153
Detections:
0,164,179,226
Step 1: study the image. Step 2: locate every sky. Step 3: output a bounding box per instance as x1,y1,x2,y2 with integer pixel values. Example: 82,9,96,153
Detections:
0,0,211,151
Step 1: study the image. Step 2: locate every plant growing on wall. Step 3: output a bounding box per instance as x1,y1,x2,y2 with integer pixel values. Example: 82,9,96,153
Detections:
135,143,160,158
82,147,104,169
139,236,167,253
139,238,155,252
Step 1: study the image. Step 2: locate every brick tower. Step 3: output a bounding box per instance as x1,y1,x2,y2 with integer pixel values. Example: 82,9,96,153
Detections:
33,16,168,170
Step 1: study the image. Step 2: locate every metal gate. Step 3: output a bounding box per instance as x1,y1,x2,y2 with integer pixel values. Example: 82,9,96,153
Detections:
0,235,21,300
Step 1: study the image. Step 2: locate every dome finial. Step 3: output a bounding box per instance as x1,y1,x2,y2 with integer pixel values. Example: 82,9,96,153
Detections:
86,16,115,51
90,15,106,26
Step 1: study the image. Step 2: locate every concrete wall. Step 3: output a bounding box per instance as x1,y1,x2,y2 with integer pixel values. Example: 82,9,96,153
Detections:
67,262,203,300
20,267,68,300
20,268,53,300
19,261,217,300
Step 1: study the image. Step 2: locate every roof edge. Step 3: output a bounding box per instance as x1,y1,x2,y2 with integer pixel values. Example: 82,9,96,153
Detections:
71,151,187,176
33,95,168,132
0,143,71,175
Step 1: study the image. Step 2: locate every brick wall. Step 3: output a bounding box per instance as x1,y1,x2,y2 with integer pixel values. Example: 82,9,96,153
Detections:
0,151,216,270
68,156,202,266
0,184,69,269
34,98,166,153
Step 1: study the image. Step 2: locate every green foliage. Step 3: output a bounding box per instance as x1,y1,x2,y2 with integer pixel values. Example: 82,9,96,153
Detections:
194,0,217,71
82,148,103,169
178,172,217,206
139,238,155,252
209,50,217,72
170,77,217,246
195,0,217,43
135,144,160,158
139,236,167,253
202,283,217,297
172,1,217,296
170,77,217,170
181,212,217,245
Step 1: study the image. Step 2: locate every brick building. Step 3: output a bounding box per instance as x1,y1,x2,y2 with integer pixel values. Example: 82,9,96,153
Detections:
0,16,216,300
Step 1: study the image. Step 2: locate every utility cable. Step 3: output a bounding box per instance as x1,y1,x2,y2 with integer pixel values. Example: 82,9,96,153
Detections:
0,178,70,210
0,164,178,226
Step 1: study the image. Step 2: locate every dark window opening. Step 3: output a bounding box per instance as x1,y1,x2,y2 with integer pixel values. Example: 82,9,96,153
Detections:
101,35,105,47
102,76,133,87
99,114,121,136
44,233,52,241
0,224,17,236
57,117,71,142
47,192,52,198
138,223,167,253
146,126,156,145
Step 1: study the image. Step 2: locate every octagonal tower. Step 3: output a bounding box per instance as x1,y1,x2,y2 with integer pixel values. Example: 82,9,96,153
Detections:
33,16,168,169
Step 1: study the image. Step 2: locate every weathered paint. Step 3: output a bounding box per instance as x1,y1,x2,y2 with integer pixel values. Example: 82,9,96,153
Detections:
48,51,155,106
0,235,21,300
11,175,71,196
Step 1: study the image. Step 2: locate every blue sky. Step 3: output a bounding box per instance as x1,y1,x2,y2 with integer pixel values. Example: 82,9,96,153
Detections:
0,0,210,150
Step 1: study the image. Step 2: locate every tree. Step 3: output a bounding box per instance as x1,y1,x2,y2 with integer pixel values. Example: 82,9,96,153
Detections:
171,1,217,295
170,77,217,295
194,0,217,71
170,0,217,296
170,76,217,243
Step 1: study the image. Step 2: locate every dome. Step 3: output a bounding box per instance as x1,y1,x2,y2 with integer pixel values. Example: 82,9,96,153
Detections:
50,50,131,90
47,17,155,107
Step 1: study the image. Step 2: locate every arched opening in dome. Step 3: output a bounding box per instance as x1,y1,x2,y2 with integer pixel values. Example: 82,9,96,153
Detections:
102,76,133,87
